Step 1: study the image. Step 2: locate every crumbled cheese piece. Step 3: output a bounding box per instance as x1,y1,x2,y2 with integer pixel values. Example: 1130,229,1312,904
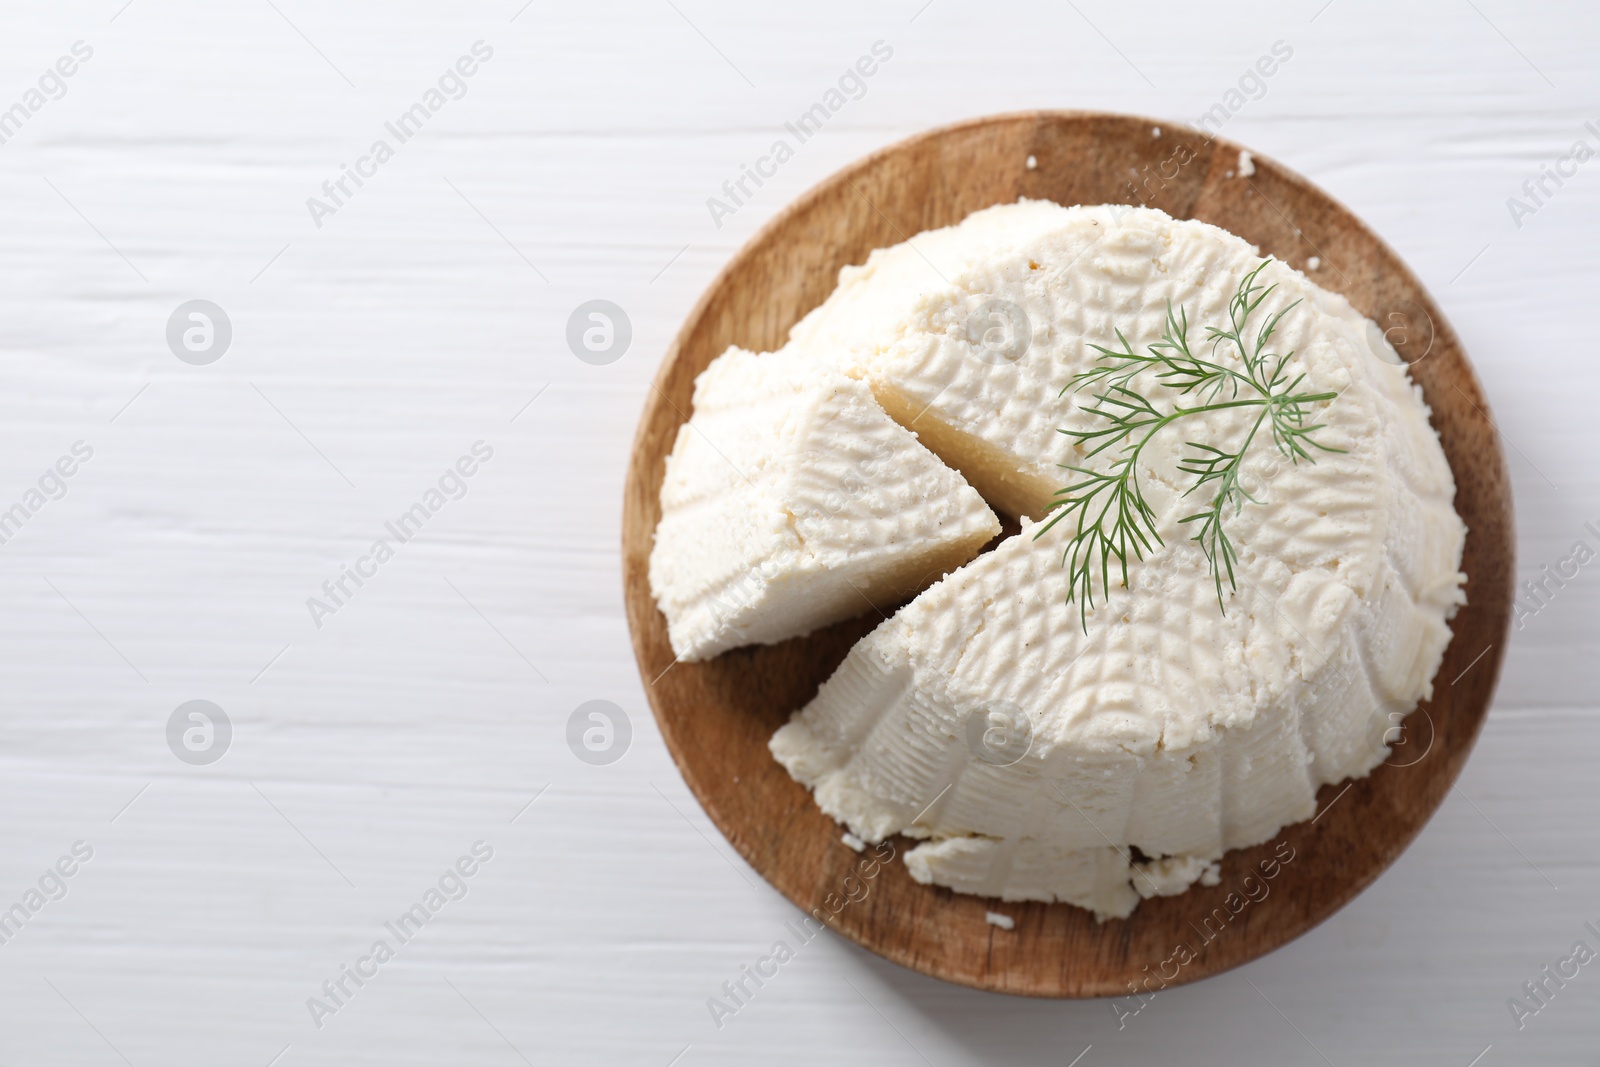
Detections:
1152,126,1161,137
771,203,1466,918
841,832,866,852
1133,856,1223,899
1307,256,1321,271
650,347,998,660
985,911,1015,930
1025,154,1037,170
1238,150,1255,177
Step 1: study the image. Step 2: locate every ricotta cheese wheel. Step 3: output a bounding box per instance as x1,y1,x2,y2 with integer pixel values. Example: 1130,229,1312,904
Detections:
770,203,1467,918
650,346,1000,662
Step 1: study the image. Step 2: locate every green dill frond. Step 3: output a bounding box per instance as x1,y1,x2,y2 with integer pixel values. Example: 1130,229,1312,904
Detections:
1037,258,1342,624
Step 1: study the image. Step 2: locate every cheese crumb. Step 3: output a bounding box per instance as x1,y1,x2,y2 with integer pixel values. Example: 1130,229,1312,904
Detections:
1134,856,1222,899
841,832,866,852
1306,256,1321,271
985,911,1015,930
1238,150,1255,177
1152,126,1161,138
1025,154,1037,170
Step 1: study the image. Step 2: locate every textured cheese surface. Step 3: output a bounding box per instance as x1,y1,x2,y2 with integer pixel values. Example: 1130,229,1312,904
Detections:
649,347,999,661
789,200,1452,524
770,202,1467,918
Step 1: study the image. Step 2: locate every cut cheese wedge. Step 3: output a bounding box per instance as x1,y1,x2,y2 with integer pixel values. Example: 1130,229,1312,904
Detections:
649,346,1000,662
771,203,1467,918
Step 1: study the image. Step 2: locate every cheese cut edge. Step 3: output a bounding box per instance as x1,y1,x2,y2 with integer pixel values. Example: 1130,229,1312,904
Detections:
649,346,1001,661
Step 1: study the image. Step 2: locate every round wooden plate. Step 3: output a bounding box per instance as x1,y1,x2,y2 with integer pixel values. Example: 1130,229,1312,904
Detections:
621,111,1513,997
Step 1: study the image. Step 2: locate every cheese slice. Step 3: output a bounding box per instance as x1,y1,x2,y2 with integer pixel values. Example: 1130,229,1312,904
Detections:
650,346,1000,662
771,203,1467,917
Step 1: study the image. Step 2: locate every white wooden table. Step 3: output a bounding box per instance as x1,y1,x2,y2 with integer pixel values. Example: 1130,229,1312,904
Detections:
0,0,1594,1063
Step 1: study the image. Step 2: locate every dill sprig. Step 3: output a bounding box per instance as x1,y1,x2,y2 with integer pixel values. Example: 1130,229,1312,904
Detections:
1035,260,1342,626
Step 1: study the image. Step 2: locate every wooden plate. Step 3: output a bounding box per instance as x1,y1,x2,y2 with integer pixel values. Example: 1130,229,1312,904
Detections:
621,111,1513,997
